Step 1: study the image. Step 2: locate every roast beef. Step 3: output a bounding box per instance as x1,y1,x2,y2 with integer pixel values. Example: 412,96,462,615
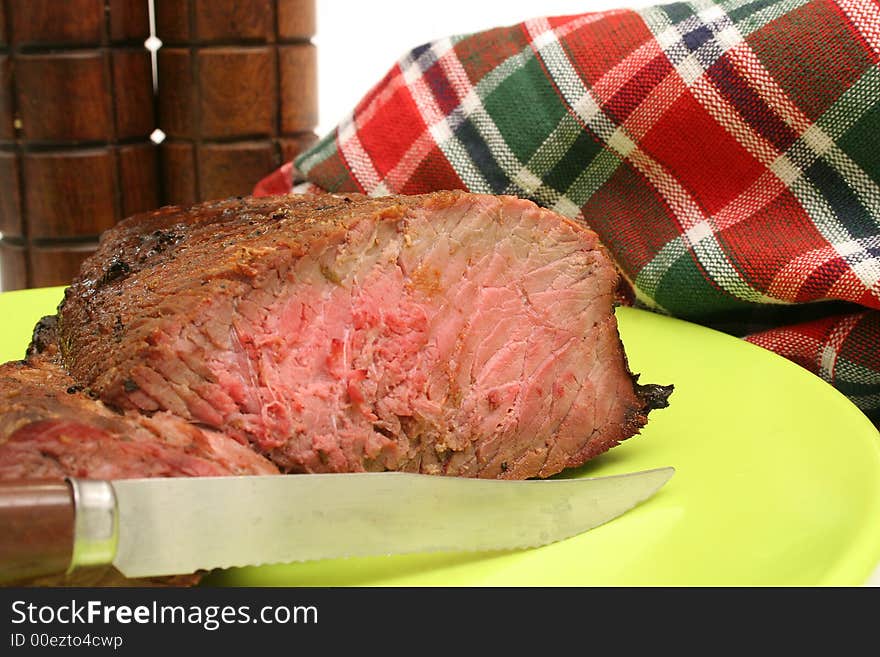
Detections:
0,317,277,586
1,317,278,481
49,190,671,480
0,190,670,586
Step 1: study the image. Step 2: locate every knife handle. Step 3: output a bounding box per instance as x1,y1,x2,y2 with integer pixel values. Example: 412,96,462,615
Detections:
0,480,75,584
0,479,118,584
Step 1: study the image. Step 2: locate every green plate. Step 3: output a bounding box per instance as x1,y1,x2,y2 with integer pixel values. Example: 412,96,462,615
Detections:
2,287,879,585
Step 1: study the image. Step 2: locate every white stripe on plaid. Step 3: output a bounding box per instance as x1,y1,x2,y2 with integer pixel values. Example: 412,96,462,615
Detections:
771,235,880,305
632,2,880,305
747,315,880,416
811,66,880,223
553,149,626,217
745,326,825,356
767,244,839,301
507,17,621,206
619,3,786,303
391,37,494,193
296,133,338,178
837,0,880,58
444,59,533,186
491,12,645,207
791,173,864,246
716,40,880,240
381,13,616,199
510,10,668,207
819,312,862,380
502,1,870,308
590,28,666,103
767,237,875,301
836,356,880,384
388,37,531,194
513,115,591,208
682,52,880,303
720,34,815,132
730,0,813,36
834,260,880,302
326,52,434,192
484,14,618,200
792,68,880,300
337,112,388,194
297,67,410,180
394,13,612,203
315,35,495,193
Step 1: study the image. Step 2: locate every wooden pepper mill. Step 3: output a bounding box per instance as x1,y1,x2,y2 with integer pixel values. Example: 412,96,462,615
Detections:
0,0,159,291
155,0,318,204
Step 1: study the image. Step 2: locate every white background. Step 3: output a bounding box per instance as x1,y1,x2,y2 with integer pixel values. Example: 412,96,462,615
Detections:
313,0,656,136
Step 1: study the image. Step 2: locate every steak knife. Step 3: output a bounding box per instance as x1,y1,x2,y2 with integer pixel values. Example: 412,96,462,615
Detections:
0,467,673,583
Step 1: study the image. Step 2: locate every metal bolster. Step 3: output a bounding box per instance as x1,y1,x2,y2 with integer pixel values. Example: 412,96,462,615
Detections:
66,479,119,573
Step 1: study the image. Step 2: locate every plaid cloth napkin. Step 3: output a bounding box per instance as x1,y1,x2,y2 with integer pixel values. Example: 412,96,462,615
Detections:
255,0,880,425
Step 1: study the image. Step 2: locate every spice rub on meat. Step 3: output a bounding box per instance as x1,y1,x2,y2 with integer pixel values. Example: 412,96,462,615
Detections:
50,190,671,480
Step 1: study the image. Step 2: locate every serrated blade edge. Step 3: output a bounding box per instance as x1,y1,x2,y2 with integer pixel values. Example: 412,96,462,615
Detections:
112,467,673,578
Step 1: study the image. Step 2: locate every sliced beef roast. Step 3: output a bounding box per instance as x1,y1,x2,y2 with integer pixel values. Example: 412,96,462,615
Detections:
0,360,279,482
0,319,277,586
53,191,670,480
0,318,278,481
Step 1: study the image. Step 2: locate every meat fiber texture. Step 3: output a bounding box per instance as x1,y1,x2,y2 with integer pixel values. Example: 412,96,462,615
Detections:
0,318,277,586
56,191,671,478
0,190,671,585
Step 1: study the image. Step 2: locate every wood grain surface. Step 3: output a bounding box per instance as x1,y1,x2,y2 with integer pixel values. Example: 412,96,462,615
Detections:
0,0,156,291
1,0,318,289
0,480,75,584
156,0,317,205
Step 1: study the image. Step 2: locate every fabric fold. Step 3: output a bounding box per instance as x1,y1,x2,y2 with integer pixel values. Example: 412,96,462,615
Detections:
256,0,880,424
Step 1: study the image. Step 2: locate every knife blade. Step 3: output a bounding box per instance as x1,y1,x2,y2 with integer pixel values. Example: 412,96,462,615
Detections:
0,467,673,581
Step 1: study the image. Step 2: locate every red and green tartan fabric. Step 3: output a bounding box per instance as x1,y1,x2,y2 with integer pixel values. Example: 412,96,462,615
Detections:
254,0,880,425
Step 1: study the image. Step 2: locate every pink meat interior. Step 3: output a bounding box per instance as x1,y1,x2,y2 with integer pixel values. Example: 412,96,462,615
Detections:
123,195,629,478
